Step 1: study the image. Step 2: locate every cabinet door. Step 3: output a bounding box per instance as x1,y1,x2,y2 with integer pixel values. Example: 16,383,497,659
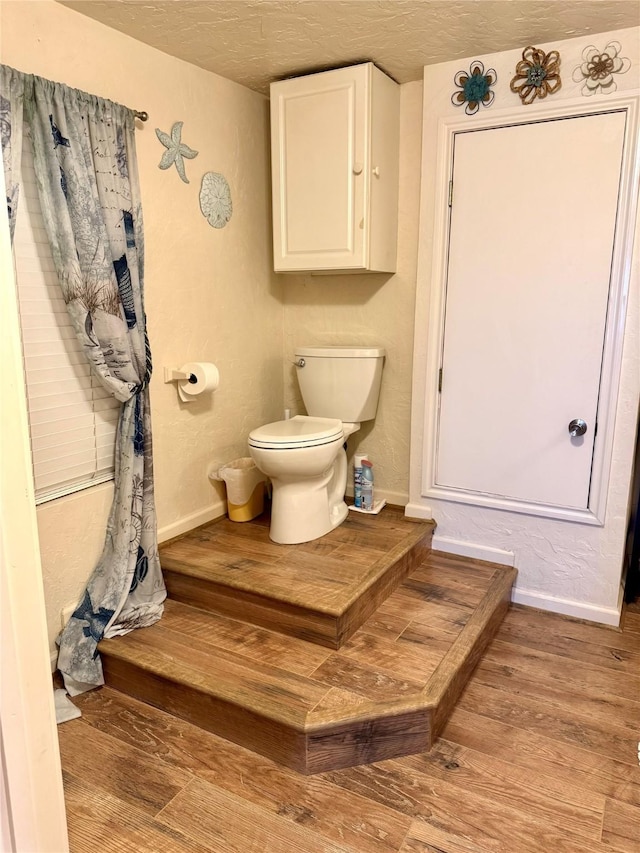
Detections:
271,65,368,272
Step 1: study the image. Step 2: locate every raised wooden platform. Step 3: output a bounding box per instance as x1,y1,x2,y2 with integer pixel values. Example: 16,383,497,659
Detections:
161,506,434,648
99,506,516,774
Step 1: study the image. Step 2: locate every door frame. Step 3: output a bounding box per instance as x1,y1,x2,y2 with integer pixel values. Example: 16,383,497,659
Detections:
412,93,639,525
0,151,69,852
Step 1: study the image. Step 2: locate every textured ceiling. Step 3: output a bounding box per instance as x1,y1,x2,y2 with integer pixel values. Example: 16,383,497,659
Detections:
59,0,640,94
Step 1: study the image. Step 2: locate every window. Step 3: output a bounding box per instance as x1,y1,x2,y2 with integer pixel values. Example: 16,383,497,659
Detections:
13,127,119,503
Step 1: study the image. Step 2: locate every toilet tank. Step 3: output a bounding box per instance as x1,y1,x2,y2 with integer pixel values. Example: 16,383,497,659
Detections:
294,346,385,422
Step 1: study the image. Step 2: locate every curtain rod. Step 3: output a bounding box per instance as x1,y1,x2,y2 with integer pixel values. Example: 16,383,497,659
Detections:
134,110,148,122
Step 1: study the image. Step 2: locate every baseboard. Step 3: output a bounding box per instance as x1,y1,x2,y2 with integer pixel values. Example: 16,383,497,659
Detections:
404,501,433,520
431,535,515,567
512,586,622,627
158,501,226,544
345,487,409,507
376,488,409,507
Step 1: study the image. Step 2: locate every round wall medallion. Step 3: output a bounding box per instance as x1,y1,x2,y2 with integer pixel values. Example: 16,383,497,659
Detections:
200,172,232,229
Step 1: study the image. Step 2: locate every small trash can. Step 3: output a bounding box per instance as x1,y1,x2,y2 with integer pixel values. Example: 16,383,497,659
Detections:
215,458,267,522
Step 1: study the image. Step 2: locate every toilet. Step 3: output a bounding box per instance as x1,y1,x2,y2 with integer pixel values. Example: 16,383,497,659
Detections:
248,346,385,545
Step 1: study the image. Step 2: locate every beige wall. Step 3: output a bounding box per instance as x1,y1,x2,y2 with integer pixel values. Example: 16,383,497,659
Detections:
0,0,284,654
2,1,425,657
282,81,423,505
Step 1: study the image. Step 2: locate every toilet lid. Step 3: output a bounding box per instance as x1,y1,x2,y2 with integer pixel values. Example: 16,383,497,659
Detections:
249,415,343,449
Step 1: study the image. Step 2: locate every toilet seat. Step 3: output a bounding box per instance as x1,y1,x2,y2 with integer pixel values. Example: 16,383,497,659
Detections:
249,415,343,450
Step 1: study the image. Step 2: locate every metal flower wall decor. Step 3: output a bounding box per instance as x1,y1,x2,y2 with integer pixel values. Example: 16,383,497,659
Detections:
155,121,198,183
511,46,562,105
451,61,497,115
200,172,233,229
572,42,631,96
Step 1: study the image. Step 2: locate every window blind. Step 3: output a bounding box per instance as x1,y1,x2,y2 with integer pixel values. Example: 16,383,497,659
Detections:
13,127,120,503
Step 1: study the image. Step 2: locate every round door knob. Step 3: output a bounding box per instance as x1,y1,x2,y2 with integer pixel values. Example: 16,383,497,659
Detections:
568,418,587,437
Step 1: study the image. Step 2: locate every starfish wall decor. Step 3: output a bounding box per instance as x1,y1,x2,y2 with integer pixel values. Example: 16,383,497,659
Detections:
155,121,198,183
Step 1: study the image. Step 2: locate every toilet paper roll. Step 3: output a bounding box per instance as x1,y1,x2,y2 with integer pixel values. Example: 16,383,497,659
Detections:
178,362,219,401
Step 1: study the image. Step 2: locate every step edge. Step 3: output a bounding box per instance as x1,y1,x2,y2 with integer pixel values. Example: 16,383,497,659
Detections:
99,635,314,730
161,523,434,620
303,566,515,735
424,565,517,700
160,597,334,655
159,519,436,616
100,632,432,738
304,691,434,733
423,565,517,740
161,558,345,619
336,525,435,614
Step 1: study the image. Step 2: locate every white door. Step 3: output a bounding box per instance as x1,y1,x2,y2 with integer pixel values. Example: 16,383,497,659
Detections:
436,112,626,509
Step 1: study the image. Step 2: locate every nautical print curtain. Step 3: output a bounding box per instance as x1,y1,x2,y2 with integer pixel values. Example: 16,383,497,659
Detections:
0,65,24,240
1,66,166,694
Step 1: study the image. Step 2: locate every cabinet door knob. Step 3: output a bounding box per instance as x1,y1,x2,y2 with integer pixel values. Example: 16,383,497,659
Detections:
372,166,380,177
352,163,363,175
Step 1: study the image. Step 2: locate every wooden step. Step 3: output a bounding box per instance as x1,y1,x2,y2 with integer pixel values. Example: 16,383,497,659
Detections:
160,506,435,648
100,552,516,773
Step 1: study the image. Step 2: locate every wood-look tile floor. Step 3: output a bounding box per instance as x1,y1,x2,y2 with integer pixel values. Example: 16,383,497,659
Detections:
60,593,640,852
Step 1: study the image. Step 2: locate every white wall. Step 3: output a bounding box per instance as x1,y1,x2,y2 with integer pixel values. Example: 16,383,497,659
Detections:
0,0,284,656
409,28,640,624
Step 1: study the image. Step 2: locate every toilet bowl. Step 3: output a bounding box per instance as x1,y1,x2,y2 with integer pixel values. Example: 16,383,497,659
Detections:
248,346,385,545
249,416,357,545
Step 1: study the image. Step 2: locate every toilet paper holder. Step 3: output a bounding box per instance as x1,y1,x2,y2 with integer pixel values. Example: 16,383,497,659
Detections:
164,362,220,402
164,368,196,384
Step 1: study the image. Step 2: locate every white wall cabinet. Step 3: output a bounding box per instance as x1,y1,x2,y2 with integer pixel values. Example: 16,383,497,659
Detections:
270,63,400,274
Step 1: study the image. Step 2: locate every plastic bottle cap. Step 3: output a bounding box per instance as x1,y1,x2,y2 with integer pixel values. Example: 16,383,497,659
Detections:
362,459,373,467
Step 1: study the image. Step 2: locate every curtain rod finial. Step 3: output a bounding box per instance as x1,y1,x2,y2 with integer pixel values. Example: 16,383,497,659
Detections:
134,110,148,122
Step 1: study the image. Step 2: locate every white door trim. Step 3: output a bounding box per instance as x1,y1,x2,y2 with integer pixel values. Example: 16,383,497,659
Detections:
414,93,640,525
0,160,69,852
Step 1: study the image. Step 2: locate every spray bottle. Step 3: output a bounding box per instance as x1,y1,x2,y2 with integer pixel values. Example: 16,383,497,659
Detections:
361,458,374,511
354,453,367,508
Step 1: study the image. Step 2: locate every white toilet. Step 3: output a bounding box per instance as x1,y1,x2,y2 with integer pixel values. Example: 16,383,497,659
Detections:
248,346,385,545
